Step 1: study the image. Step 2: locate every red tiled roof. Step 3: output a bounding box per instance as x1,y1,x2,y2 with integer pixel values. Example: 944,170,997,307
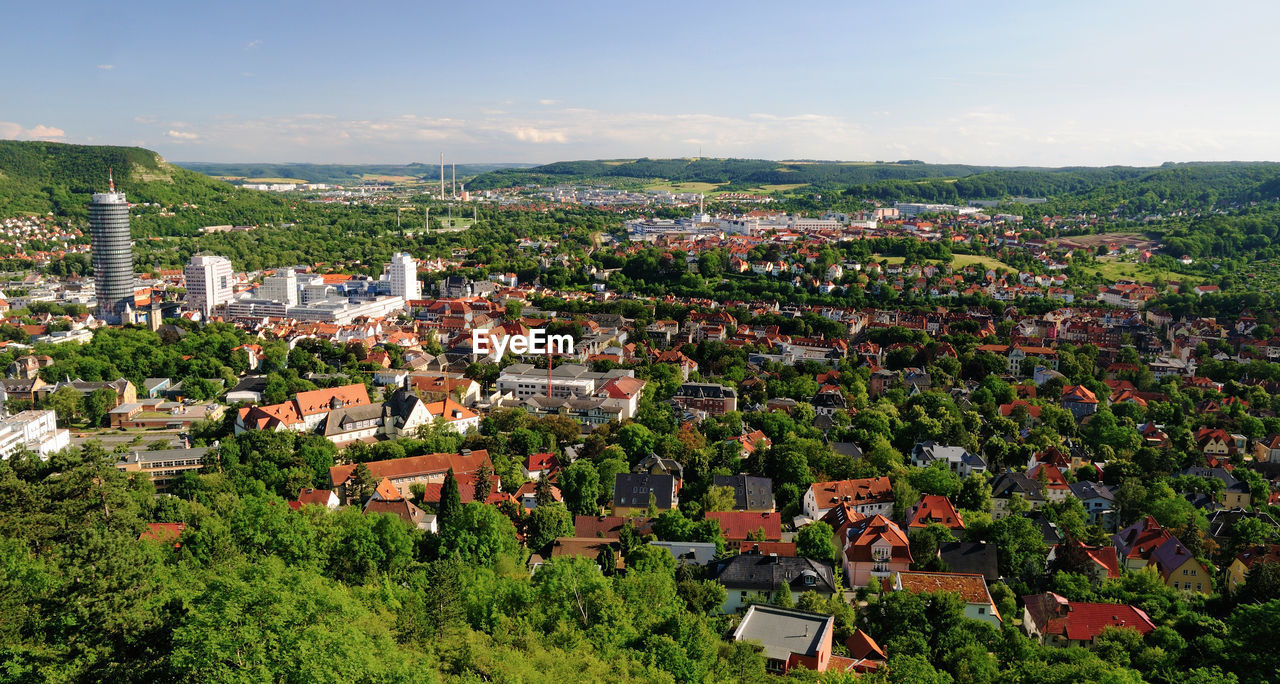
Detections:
844,515,911,563
908,495,965,530
897,571,997,617
573,515,654,538
706,511,782,540
295,488,334,506
139,522,186,548
808,477,893,511
329,450,491,487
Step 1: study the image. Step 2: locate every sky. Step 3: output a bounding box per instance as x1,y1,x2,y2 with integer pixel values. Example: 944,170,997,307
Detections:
2,0,1278,166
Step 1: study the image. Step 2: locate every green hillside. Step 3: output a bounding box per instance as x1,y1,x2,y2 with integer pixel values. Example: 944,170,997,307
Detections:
465,157,1028,190
0,140,279,219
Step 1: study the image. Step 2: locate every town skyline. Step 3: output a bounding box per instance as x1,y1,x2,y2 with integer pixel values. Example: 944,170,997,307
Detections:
4,0,1280,166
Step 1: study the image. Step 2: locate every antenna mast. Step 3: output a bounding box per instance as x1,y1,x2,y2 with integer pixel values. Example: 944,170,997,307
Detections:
108,166,115,192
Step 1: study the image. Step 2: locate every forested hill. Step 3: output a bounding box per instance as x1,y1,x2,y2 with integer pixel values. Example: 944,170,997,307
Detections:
467,158,1015,189
467,157,1280,208
839,162,1280,210
0,140,279,219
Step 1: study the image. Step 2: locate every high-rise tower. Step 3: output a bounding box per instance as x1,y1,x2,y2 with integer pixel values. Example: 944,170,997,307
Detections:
184,254,234,319
91,169,133,323
387,252,420,300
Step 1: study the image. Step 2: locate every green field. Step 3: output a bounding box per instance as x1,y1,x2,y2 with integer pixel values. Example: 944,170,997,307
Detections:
1083,257,1203,284
870,253,1016,272
951,253,1017,272
643,181,724,194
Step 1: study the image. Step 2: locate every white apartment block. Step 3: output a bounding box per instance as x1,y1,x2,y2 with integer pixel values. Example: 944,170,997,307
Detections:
0,410,71,460
184,254,234,318
386,252,420,300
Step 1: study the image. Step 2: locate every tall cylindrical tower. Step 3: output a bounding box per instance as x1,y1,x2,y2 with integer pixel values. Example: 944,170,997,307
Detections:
91,181,133,323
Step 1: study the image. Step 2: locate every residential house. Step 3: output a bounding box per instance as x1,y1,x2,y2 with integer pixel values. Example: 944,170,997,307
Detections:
363,478,435,531
1226,544,1280,594
236,384,371,433
711,474,775,512
802,476,893,520
328,449,492,502
523,452,560,480
893,571,1001,626
732,605,835,674
840,514,912,587
1069,481,1116,528
1113,516,1212,593
706,511,782,541
672,382,738,415
905,494,966,535
911,441,987,477
613,473,678,515
937,541,1000,583
1047,540,1121,584
709,555,837,613
1022,592,1155,647
291,487,340,510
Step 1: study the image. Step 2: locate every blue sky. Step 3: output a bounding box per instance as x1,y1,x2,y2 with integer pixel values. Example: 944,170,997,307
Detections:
3,1,1278,165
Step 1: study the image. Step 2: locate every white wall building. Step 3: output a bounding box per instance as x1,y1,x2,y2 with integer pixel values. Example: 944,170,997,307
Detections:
184,254,234,318
386,252,420,300
259,268,300,306
0,410,71,460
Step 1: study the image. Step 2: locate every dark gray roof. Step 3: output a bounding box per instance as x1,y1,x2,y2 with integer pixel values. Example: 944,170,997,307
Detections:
991,472,1046,502
1069,480,1114,502
712,475,774,511
939,541,1000,583
1179,466,1239,487
675,382,736,399
229,375,269,394
613,473,676,509
708,554,836,594
733,604,833,662
1207,508,1279,540
830,442,865,460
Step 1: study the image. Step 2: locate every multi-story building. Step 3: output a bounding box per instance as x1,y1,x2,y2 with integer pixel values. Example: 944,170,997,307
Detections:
184,254,234,318
0,410,70,459
90,175,133,323
116,446,210,491
496,363,634,400
672,382,738,415
385,252,420,300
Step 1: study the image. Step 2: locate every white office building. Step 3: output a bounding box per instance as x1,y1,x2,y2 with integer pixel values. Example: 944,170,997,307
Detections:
386,252,420,300
184,254,234,318
259,268,300,306
0,410,71,460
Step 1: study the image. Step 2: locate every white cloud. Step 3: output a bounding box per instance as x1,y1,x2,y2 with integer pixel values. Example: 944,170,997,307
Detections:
97,64,114,70
244,39,262,50
0,122,66,141
538,99,560,106
510,126,567,144
138,104,1280,166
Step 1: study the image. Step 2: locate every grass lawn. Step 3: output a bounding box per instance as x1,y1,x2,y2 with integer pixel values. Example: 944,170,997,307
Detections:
747,183,807,194
1085,258,1203,284
870,253,1017,272
951,253,1017,272
644,181,724,194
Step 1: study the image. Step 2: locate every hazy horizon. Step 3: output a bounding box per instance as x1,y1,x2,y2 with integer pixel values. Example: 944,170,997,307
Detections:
4,0,1279,167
